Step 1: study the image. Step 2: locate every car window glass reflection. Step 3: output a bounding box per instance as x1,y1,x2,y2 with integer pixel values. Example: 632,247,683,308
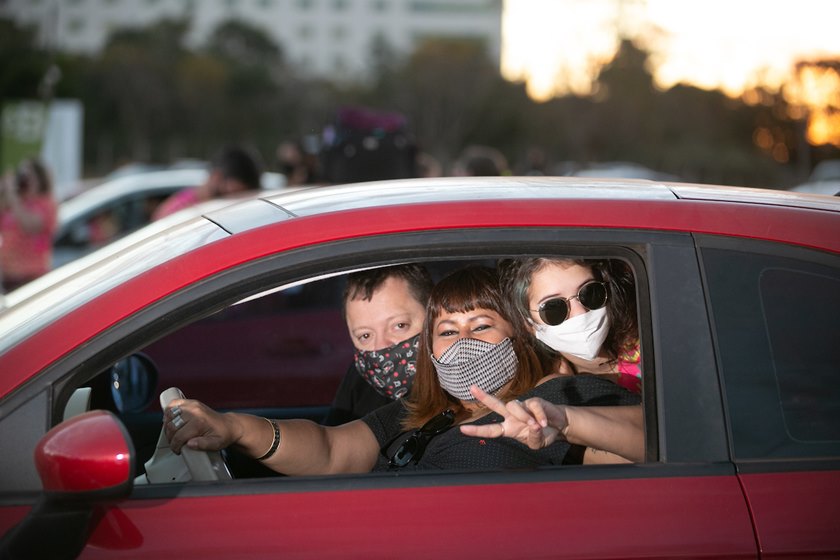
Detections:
703,247,840,460
141,276,350,411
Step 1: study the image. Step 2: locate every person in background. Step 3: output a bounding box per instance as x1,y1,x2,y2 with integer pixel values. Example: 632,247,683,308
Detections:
153,145,263,220
451,145,510,176
416,152,443,178
0,158,57,293
501,257,642,393
520,146,548,176
276,140,319,186
319,106,418,184
163,265,641,475
323,264,433,426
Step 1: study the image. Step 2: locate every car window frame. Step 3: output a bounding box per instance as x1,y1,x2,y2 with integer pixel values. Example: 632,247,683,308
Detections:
2,225,736,496
45,230,650,409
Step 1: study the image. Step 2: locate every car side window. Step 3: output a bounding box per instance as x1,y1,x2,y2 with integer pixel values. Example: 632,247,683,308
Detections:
701,245,840,460
141,275,351,412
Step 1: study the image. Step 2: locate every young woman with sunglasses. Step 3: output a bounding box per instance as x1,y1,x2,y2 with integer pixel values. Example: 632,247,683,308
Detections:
501,258,641,393
164,265,641,474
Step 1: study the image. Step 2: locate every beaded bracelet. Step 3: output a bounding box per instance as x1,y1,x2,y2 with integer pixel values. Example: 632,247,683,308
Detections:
256,418,281,461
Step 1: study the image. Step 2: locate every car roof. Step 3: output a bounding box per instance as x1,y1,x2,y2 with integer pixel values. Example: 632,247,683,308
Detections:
207,176,839,234
210,176,678,234
670,182,840,211
1,177,837,359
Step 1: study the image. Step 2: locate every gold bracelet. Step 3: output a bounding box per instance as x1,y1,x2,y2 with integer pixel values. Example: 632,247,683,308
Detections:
256,418,281,461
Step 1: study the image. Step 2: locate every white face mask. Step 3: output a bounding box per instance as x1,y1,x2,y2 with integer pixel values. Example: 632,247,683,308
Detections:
533,307,610,361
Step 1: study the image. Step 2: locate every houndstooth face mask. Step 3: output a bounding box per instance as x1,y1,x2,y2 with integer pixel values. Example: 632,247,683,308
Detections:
431,337,517,401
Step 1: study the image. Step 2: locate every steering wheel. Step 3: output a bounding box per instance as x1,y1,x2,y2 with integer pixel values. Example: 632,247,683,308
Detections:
136,387,232,484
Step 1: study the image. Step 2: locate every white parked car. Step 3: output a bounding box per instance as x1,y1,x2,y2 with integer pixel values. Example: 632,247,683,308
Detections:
569,161,681,181
53,167,285,268
789,159,840,196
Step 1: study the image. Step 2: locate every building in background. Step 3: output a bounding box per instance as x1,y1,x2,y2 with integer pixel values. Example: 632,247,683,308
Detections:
0,0,503,81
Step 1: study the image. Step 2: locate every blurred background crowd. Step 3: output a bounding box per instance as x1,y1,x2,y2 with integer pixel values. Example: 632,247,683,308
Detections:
0,0,838,290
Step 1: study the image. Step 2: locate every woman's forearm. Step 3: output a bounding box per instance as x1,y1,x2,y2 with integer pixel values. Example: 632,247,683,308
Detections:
236,415,380,476
170,399,380,477
564,405,644,463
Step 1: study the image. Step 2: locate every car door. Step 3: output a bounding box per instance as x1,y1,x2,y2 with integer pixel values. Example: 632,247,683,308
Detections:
78,228,756,558
698,235,840,558
2,225,759,558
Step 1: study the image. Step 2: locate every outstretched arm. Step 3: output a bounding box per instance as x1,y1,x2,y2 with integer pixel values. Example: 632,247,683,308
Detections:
459,385,644,464
164,398,380,475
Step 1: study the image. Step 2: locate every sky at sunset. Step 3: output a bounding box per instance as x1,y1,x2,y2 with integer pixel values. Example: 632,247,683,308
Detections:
502,0,840,101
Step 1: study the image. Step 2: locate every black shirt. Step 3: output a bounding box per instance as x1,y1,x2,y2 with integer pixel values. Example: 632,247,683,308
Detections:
322,363,394,426
362,374,641,471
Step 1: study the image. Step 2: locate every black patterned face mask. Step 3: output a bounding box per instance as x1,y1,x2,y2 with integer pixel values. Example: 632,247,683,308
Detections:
353,333,420,399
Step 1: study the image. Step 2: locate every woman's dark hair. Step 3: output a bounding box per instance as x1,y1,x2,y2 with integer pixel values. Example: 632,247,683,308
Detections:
403,265,544,429
17,158,52,195
501,257,638,366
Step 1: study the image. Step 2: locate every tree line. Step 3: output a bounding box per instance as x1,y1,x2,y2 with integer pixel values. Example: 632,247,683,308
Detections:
1,15,836,188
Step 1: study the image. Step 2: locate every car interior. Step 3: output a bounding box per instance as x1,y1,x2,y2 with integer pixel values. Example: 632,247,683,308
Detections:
64,255,648,483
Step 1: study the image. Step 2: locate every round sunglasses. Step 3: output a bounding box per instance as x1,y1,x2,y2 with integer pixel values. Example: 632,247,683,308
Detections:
532,280,608,326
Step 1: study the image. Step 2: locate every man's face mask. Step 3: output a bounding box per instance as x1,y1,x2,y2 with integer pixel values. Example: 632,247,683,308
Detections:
353,333,420,399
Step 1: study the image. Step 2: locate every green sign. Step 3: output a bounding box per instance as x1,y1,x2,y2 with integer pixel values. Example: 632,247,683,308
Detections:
1,100,48,173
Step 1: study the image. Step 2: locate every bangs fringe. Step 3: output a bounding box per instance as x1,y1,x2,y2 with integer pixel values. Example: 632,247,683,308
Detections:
428,266,503,318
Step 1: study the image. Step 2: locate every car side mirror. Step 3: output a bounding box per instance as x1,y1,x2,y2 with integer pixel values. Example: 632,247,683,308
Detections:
110,353,158,414
0,410,135,559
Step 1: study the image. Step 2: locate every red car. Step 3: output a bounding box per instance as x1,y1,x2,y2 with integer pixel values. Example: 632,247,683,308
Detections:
0,177,838,558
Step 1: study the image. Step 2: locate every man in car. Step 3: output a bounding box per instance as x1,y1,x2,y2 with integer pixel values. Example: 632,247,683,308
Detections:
152,145,262,220
322,264,433,425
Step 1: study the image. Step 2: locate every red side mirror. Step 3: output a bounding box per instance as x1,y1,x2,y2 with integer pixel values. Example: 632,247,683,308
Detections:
35,410,134,495
0,411,136,559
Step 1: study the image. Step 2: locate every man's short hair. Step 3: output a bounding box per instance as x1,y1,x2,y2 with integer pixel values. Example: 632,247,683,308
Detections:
343,264,433,312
